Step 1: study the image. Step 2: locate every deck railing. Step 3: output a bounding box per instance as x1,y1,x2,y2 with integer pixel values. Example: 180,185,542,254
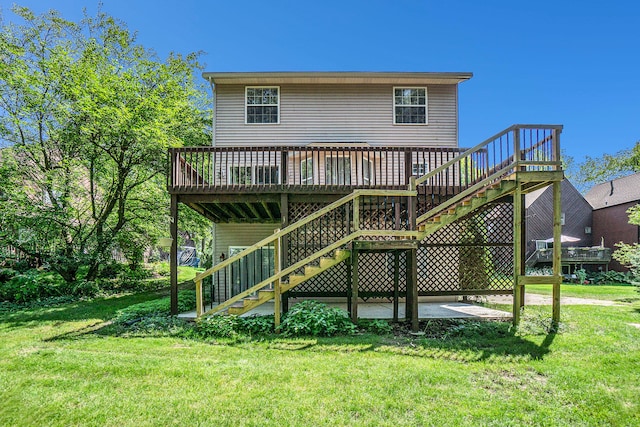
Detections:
529,247,612,265
168,146,467,193
415,124,562,222
178,124,563,320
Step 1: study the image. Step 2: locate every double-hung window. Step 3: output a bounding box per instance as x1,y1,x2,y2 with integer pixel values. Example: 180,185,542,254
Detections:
246,87,279,124
394,87,427,124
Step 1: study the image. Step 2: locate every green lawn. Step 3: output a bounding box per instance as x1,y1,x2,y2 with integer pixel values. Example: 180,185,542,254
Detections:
527,283,639,301
1,288,639,426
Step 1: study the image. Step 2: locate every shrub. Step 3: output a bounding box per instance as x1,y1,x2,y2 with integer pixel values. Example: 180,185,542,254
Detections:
358,318,393,334
279,300,357,337
587,270,635,285
237,314,275,335
152,262,171,277
575,269,587,284
0,270,66,303
194,315,241,338
0,267,18,283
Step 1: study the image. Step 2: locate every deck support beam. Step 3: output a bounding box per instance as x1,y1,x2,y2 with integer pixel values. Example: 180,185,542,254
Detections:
513,180,523,325
351,249,359,323
170,194,179,315
552,180,562,325
280,193,289,314
274,231,281,329
407,177,419,332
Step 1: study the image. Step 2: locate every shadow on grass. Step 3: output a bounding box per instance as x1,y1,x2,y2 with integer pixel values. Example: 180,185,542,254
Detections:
254,322,557,362
4,295,558,363
0,291,166,328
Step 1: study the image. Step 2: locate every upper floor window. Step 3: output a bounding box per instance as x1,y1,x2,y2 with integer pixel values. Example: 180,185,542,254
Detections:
246,87,279,124
394,87,427,125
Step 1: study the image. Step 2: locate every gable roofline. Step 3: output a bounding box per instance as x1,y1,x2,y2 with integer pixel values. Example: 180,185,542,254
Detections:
202,71,473,85
584,172,640,210
524,179,586,209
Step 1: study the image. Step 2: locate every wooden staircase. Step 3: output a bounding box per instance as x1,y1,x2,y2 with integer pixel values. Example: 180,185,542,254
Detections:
417,181,517,237
227,250,351,315
191,125,564,324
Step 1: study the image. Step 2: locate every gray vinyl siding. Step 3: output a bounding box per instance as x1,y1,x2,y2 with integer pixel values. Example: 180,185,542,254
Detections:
214,84,458,147
213,223,279,266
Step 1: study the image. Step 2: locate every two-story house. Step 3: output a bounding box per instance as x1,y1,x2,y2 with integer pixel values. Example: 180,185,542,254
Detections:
168,72,564,329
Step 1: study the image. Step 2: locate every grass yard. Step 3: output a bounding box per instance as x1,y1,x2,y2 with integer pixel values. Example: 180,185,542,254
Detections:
1,287,639,426
526,283,639,302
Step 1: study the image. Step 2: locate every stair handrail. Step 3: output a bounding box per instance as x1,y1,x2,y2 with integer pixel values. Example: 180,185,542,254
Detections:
413,124,562,224
192,124,562,318
194,188,416,316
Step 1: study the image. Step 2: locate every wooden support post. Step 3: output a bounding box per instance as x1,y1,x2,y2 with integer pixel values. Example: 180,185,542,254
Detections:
408,247,418,332
407,176,418,331
274,231,281,329
346,253,352,314
170,194,179,315
195,279,203,317
393,251,399,322
520,193,526,309
514,127,522,170
353,195,360,231
351,248,359,323
553,128,562,171
552,180,562,325
512,181,523,325
280,193,289,314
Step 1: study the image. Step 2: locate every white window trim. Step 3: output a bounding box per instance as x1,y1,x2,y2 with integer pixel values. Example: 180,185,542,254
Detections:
411,162,429,177
393,86,428,126
245,86,280,125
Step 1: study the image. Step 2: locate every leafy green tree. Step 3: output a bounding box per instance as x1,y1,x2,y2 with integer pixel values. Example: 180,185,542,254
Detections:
612,205,640,280
0,6,210,282
578,141,640,186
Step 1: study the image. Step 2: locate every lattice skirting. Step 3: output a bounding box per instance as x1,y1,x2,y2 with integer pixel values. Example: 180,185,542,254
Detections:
287,201,515,297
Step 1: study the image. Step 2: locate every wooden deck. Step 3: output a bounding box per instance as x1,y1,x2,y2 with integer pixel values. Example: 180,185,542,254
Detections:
169,125,565,330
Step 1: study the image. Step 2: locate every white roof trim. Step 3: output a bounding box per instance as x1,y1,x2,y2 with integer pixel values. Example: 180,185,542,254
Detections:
203,71,473,85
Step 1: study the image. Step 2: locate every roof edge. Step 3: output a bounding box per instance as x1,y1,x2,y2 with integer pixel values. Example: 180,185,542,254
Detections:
202,71,474,85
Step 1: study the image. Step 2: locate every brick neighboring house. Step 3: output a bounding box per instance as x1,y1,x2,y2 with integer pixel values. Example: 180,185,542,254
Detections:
585,173,640,272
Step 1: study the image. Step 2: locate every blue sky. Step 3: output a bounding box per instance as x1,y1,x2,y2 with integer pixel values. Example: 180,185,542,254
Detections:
4,0,639,163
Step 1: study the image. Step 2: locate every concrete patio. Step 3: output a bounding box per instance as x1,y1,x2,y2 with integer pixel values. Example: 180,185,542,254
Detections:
178,300,512,321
